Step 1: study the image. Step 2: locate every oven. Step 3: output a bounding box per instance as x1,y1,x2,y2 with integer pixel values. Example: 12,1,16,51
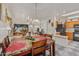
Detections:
73,24,79,41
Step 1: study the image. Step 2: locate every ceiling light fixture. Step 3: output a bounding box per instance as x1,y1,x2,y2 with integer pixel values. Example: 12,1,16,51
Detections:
35,3,37,19
61,11,79,17
68,16,79,19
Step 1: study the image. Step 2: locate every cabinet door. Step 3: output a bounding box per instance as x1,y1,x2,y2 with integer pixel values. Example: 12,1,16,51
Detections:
65,23,73,28
66,32,73,40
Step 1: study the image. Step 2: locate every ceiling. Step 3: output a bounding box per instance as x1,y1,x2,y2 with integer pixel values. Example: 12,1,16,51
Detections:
4,3,79,20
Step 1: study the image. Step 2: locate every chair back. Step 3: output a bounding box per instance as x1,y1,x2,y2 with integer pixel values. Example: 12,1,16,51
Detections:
32,39,47,56
1,36,10,55
3,36,10,48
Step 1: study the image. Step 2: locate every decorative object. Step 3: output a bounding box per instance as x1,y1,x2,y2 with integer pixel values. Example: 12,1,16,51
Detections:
5,8,12,25
32,19,40,33
14,24,28,36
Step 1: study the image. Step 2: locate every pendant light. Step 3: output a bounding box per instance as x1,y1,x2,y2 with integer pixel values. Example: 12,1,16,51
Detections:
32,3,40,25
35,3,37,19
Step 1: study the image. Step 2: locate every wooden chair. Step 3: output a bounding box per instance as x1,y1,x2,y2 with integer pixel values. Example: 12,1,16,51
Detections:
32,40,47,56
4,36,10,48
45,39,55,56
1,36,10,56
40,34,52,38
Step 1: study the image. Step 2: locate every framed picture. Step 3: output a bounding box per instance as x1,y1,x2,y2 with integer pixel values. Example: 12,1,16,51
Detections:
14,24,29,33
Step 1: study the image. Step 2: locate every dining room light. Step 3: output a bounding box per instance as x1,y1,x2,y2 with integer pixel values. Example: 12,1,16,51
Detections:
32,19,40,23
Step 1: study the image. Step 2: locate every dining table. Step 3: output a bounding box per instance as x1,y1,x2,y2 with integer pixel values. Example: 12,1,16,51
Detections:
5,35,55,56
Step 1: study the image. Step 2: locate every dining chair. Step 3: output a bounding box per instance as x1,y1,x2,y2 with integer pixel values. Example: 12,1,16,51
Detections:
1,36,10,56
46,39,55,56
40,34,52,38
32,40,47,56
3,36,10,48
41,34,56,56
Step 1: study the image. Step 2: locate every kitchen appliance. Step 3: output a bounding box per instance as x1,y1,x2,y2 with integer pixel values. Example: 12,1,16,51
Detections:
73,24,79,41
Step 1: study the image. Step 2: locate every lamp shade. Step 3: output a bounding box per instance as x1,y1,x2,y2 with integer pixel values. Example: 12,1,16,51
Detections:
32,19,40,23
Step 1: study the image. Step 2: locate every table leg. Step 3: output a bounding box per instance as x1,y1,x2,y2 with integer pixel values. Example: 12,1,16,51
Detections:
52,41,55,56
49,46,51,56
50,41,55,56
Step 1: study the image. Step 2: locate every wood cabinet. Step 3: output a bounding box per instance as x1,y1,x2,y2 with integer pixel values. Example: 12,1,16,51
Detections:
66,32,73,40
65,21,79,28
65,21,79,40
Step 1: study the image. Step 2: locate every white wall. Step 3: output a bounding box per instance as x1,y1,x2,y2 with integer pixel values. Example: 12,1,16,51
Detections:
0,4,13,43
2,3,79,34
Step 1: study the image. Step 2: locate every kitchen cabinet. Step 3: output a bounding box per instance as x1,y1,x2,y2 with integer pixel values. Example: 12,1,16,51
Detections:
65,21,79,41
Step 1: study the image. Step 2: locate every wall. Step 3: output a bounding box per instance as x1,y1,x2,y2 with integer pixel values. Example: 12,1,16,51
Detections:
1,4,12,23
0,4,13,43
0,4,1,20
1,4,59,34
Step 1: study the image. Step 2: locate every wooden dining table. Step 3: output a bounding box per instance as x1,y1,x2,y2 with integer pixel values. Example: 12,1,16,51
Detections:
5,35,55,56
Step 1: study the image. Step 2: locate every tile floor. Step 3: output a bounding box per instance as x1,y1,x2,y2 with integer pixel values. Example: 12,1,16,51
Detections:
55,41,79,56
0,40,79,56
